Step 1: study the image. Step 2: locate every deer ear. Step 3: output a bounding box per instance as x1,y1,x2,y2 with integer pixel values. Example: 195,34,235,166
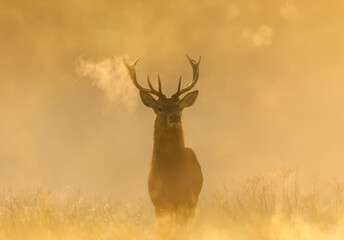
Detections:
140,91,157,108
180,90,198,108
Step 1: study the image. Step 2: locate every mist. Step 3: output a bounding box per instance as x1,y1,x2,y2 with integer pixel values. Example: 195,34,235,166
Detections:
76,55,138,112
1,0,344,199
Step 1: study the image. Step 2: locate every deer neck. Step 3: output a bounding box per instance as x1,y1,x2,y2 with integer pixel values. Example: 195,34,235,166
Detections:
152,118,185,165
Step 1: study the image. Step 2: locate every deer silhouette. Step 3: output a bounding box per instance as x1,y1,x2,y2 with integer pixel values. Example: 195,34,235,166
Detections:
123,56,203,225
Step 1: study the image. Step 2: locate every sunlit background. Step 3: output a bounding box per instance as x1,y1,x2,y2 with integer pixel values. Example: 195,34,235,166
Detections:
1,0,344,199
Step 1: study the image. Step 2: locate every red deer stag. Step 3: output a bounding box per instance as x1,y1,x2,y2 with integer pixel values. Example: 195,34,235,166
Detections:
123,56,203,224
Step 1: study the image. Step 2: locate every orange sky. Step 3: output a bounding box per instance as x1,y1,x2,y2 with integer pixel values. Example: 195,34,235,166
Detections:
1,0,344,198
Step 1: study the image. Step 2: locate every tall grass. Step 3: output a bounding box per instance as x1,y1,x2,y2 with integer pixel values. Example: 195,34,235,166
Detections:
1,168,344,240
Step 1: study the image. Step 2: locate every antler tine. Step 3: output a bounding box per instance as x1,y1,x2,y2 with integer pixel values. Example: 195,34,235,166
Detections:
158,75,162,93
123,56,164,98
147,75,163,97
177,75,182,92
172,55,201,98
123,56,148,92
186,55,201,82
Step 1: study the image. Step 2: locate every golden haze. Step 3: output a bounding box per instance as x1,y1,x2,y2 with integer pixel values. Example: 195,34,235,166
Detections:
1,1,344,238
1,0,344,195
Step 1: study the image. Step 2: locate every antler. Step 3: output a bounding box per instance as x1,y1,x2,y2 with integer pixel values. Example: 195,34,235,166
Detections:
172,55,201,98
123,57,165,98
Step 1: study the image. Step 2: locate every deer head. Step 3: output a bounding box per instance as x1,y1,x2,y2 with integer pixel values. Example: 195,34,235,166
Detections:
123,56,201,128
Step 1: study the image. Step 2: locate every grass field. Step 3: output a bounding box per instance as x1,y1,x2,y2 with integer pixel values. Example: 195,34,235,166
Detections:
1,168,344,240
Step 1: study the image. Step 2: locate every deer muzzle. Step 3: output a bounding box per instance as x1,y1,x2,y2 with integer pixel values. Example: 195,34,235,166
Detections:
168,114,181,127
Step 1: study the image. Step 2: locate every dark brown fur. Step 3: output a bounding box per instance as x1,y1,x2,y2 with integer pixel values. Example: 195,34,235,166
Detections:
148,106,203,223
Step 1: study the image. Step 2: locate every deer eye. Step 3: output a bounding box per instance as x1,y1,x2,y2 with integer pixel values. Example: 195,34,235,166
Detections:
157,107,163,112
